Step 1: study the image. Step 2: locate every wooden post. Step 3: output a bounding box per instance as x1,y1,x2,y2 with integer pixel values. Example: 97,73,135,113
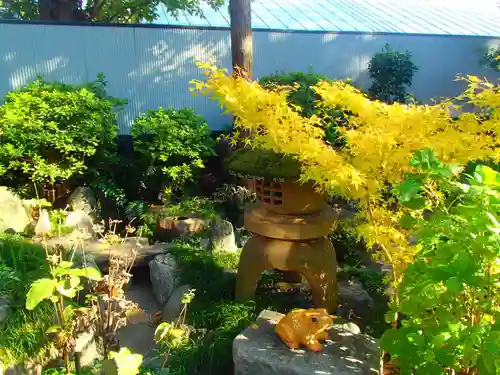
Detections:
229,0,253,79
228,0,252,170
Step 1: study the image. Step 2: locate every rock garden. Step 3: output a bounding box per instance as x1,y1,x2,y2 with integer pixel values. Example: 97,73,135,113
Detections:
0,53,499,375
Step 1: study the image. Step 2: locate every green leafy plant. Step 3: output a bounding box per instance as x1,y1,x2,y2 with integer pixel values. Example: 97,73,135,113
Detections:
381,149,500,374
0,233,56,367
0,74,125,199
154,289,196,370
259,70,349,146
367,44,418,103
124,201,156,238
26,246,102,374
131,108,215,202
482,45,500,72
259,70,332,118
102,347,143,375
161,196,218,221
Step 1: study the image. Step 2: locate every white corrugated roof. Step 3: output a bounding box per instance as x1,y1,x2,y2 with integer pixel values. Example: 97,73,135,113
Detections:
154,0,500,37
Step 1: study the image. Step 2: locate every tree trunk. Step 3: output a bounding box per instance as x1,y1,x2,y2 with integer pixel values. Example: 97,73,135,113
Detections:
38,0,79,21
229,0,253,142
229,0,252,79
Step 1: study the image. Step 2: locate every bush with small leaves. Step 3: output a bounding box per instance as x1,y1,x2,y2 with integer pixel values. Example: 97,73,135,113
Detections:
368,44,418,104
259,70,349,146
0,74,125,197
131,108,215,202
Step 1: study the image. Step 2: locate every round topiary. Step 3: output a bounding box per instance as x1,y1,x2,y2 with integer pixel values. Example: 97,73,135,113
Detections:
0,75,123,196
131,107,216,201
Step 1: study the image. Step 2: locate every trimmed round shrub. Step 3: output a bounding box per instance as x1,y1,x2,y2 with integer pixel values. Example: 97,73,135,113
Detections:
131,107,215,201
0,75,124,196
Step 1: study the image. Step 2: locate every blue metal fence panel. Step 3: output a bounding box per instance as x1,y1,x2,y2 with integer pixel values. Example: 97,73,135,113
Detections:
1,22,500,134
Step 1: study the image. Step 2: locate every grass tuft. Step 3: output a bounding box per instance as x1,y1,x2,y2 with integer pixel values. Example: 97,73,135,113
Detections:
0,233,55,367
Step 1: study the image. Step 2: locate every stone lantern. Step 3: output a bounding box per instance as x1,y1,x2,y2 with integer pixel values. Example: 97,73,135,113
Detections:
235,179,339,312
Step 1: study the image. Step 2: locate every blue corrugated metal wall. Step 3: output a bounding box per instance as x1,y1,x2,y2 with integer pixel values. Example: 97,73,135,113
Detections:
1,22,499,134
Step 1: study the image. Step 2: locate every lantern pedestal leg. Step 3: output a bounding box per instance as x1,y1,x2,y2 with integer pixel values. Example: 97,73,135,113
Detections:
235,235,338,313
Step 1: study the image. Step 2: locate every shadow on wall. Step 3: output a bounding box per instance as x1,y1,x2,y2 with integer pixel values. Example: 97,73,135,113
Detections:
0,23,234,133
253,31,500,103
1,22,500,134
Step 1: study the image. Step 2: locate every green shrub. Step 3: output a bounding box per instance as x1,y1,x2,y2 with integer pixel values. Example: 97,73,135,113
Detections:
131,108,215,202
367,44,418,103
0,234,54,366
259,70,348,146
482,45,500,72
259,70,331,118
382,153,500,373
0,74,125,197
159,242,255,375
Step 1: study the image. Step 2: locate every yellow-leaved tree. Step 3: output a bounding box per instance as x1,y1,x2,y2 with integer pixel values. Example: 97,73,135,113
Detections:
190,63,500,303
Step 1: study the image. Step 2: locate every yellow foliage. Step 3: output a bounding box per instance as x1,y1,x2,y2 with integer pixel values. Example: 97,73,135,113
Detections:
190,63,499,281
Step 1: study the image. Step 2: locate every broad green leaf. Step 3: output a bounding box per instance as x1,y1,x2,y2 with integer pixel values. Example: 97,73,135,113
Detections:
402,196,427,210
487,342,499,354
59,261,73,269
69,275,80,289
63,305,74,322
463,347,478,367
69,267,102,281
400,214,418,229
417,362,445,375
104,347,143,375
434,348,456,367
445,277,462,292
380,328,403,352
480,352,496,374
395,179,423,202
409,148,438,170
46,324,62,334
406,332,425,346
474,165,500,187
154,322,172,342
477,356,496,375
56,280,76,298
26,278,57,310
431,332,451,348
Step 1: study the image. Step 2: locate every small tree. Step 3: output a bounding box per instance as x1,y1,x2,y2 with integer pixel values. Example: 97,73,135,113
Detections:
367,44,418,104
0,75,124,199
482,45,500,72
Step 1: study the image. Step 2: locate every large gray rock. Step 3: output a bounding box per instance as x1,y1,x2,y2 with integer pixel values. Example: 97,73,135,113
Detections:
65,209,96,238
149,254,180,306
338,279,374,318
67,186,97,213
162,284,192,322
4,363,42,375
0,187,31,233
74,330,104,367
209,220,238,253
233,310,379,375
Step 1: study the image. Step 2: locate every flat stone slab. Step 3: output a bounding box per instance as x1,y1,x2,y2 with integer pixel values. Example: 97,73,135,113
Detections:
233,310,380,375
42,235,173,270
